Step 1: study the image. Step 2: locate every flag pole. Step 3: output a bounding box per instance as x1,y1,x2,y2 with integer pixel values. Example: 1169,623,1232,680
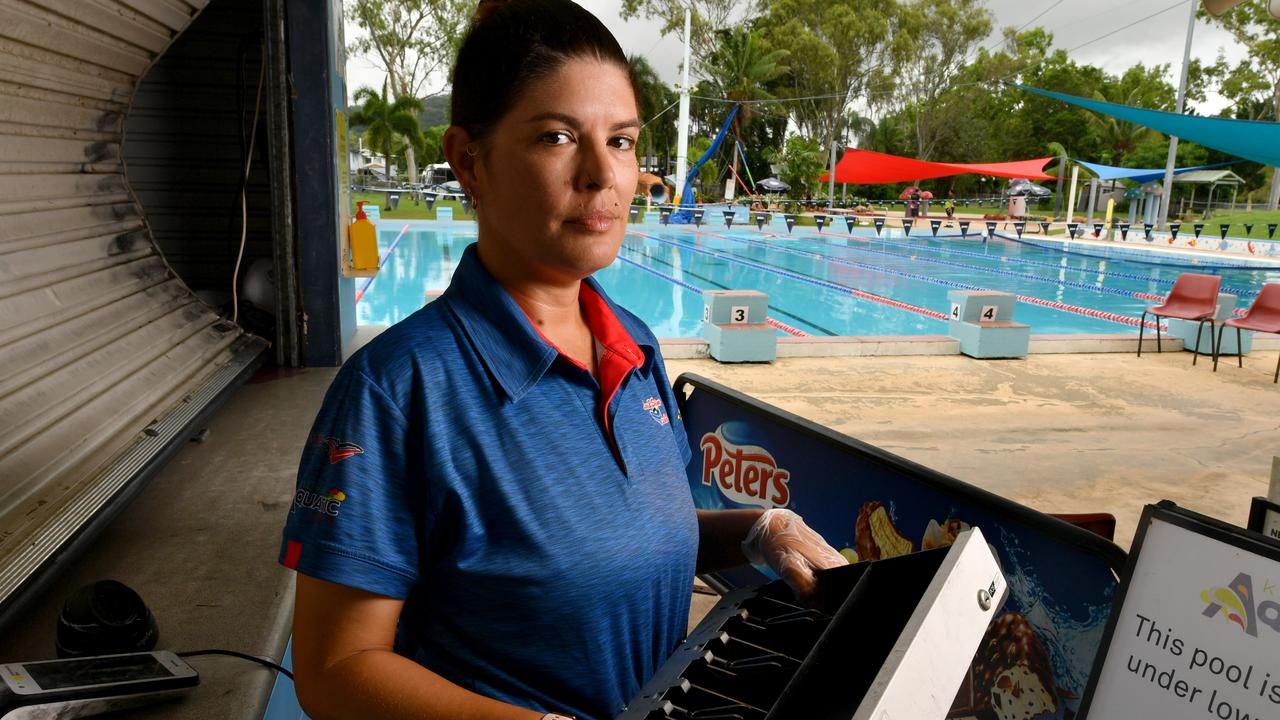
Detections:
673,5,692,205
1158,0,1200,229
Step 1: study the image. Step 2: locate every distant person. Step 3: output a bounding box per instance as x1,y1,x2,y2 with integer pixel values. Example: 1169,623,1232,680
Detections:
944,194,955,221
909,190,921,218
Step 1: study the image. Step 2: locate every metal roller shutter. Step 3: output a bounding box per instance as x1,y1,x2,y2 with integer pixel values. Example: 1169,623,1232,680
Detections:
0,0,269,622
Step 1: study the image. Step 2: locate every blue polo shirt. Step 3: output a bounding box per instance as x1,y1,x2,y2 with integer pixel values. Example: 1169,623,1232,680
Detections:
279,243,698,720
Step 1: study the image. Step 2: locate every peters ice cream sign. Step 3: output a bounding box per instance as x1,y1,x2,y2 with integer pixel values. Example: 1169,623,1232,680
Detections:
700,424,791,509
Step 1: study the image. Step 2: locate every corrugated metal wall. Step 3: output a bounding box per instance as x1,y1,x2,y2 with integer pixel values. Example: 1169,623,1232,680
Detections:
0,0,268,618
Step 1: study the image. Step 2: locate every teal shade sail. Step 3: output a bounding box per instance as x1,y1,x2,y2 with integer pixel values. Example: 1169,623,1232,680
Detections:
1017,85,1280,168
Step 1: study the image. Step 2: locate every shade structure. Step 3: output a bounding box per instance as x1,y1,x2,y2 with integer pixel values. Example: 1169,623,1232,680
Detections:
1017,85,1280,168
819,148,1055,184
1075,159,1236,184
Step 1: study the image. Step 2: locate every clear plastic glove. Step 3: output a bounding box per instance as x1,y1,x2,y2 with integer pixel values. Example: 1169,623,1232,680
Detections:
741,509,848,604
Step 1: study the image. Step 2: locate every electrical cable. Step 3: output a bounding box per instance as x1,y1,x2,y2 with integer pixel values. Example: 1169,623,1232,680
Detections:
990,0,1192,87
231,42,266,327
960,0,1068,67
642,98,681,129
176,649,294,680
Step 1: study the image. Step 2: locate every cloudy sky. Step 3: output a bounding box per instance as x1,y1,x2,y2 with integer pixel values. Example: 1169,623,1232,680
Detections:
345,0,1253,115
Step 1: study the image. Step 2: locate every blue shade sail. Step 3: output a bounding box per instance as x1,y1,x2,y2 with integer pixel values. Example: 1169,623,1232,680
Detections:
1074,159,1237,184
1018,85,1280,168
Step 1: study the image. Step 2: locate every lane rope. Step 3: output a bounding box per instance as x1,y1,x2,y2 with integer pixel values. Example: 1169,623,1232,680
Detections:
688,228,1164,331
629,230,947,322
615,244,810,336
355,223,411,303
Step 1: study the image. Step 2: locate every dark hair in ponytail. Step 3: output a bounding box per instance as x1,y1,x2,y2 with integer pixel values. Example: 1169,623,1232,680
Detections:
451,0,638,143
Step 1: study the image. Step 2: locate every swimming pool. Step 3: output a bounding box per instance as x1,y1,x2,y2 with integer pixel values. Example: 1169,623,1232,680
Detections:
355,221,1280,338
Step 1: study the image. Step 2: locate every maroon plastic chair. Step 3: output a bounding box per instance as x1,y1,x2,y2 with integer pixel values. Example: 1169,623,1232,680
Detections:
1213,283,1280,383
1138,273,1221,365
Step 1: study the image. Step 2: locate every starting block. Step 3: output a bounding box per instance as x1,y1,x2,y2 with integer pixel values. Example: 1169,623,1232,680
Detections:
947,291,1029,359
435,206,453,222
702,290,776,362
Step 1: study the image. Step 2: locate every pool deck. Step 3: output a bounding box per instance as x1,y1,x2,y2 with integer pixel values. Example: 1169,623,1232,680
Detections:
666,348,1280,552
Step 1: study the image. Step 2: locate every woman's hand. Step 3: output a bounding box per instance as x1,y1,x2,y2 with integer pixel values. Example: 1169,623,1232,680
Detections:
740,509,848,605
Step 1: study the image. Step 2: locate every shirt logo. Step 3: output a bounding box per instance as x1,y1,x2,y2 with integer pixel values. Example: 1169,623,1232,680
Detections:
292,487,347,518
325,437,364,464
643,396,669,426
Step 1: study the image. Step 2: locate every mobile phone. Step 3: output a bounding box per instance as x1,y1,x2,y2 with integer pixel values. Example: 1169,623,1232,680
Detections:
0,650,198,719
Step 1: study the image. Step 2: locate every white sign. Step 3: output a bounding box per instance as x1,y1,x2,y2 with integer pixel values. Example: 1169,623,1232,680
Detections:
730,305,749,324
702,304,711,323
980,305,999,322
950,302,961,320
1084,513,1280,719
1265,510,1280,543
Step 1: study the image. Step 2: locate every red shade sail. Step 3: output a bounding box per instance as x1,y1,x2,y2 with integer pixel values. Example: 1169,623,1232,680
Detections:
819,148,1055,184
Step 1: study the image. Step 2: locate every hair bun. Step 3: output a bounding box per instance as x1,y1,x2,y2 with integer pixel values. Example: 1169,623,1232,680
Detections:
474,0,511,23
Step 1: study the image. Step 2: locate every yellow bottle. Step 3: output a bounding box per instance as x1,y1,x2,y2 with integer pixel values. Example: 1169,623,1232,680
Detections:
349,201,379,270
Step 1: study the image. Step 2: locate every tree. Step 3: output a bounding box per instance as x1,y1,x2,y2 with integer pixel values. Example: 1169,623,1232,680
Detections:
1200,2,1280,209
346,0,471,183
349,80,425,184
630,55,678,175
619,0,762,68
687,136,722,200
766,135,825,198
418,125,447,167
699,27,789,194
756,0,911,188
890,0,993,161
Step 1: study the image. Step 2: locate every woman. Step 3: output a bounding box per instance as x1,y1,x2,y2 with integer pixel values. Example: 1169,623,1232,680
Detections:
280,2,845,719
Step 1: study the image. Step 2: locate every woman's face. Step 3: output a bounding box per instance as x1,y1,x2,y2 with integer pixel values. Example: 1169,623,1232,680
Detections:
460,56,640,285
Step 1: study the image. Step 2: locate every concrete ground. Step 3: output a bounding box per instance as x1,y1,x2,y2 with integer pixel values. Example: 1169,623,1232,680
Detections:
667,348,1280,552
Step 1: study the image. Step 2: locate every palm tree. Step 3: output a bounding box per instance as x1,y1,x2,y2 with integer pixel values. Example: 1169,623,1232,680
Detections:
349,80,424,184
1088,89,1155,167
700,28,789,194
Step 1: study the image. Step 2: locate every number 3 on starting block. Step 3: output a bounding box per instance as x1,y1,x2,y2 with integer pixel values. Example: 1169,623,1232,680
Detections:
730,306,748,324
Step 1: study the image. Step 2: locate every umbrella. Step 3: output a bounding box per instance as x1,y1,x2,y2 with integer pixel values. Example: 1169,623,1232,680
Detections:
920,190,934,199
755,177,791,194
898,185,921,200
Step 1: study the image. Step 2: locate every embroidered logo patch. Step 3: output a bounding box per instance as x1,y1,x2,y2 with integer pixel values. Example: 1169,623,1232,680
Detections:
643,396,669,426
325,437,364,464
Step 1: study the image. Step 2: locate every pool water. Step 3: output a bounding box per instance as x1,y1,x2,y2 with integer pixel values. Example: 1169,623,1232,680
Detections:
355,222,1280,338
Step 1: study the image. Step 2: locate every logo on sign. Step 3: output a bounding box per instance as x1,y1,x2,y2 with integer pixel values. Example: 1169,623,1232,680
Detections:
1200,572,1280,638
700,426,791,509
